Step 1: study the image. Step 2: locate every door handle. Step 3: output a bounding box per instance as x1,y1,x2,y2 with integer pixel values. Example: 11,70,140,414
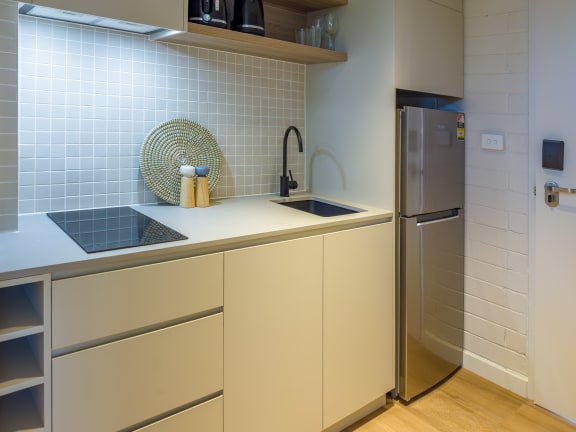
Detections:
544,181,576,207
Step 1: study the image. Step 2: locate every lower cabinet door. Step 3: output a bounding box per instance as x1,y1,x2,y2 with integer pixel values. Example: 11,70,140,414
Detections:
53,314,223,432
323,223,395,428
224,236,323,432
134,396,223,432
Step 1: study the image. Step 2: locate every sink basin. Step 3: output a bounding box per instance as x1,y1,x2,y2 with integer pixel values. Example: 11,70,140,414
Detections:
275,198,362,217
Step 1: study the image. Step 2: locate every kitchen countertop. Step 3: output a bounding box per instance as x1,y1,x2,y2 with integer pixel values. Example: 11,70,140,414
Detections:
0,193,393,281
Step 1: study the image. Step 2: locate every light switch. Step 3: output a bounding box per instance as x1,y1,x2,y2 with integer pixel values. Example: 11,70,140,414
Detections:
481,132,505,151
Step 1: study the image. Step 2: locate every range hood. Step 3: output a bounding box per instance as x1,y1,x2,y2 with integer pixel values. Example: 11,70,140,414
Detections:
19,4,173,35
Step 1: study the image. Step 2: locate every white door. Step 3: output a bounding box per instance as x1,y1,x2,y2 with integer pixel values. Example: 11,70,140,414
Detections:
532,0,576,423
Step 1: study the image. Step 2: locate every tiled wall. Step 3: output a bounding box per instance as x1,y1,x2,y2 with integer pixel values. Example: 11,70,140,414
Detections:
462,0,530,396
0,0,18,231
18,16,305,214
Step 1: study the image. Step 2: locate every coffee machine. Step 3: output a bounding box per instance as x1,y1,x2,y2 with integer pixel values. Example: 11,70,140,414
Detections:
231,0,265,36
189,0,228,28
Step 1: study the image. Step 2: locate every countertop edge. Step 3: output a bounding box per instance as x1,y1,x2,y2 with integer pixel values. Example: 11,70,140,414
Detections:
0,194,393,282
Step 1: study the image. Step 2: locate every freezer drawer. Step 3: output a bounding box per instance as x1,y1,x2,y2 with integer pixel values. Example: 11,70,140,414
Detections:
398,210,464,401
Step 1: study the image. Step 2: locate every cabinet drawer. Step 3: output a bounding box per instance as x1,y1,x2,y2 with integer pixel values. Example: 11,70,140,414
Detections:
135,396,223,432
52,253,223,351
53,313,223,432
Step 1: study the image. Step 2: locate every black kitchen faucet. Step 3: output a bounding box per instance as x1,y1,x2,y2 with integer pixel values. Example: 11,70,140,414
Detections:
280,125,303,197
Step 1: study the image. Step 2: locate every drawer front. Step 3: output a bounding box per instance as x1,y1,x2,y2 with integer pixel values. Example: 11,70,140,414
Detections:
53,314,223,432
52,253,223,351
135,396,223,432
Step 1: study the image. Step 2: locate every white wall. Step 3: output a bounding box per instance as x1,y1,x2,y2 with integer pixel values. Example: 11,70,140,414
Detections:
306,0,396,210
462,0,530,396
0,0,18,231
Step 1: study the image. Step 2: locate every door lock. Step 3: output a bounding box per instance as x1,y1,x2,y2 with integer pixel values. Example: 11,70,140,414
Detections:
544,181,576,207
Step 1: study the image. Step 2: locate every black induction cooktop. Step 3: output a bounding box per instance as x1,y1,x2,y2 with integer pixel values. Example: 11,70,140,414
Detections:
47,206,188,253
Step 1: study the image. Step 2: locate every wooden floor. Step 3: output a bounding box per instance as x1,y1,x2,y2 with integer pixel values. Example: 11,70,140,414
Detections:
344,369,576,432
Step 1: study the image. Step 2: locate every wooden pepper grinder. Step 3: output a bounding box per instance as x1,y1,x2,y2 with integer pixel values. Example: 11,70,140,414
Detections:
196,165,210,208
179,165,196,208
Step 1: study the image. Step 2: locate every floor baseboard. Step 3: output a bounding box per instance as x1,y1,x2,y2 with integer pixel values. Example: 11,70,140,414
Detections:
463,350,529,397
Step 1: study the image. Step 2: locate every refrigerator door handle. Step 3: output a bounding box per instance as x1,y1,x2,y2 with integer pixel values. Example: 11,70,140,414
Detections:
417,214,460,226
416,209,461,226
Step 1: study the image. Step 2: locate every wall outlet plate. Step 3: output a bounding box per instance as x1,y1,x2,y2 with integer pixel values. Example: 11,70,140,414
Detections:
481,132,505,151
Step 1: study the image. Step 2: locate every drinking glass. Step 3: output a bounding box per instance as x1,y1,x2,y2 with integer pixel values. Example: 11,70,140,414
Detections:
295,27,306,44
311,16,323,48
306,26,322,47
324,13,338,50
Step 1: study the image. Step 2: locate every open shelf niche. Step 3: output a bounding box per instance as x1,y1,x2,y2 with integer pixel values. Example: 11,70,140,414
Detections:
0,275,51,432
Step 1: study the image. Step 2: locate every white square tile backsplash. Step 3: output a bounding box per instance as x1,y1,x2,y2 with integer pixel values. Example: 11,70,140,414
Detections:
18,16,306,214
0,0,18,231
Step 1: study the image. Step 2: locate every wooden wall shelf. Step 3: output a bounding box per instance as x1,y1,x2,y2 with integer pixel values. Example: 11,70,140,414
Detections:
154,0,347,64
265,0,347,12
154,23,347,64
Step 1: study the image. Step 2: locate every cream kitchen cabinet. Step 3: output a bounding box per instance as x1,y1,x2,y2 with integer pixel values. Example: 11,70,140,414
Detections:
134,396,223,432
323,223,395,430
51,254,224,432
52,253,223,353
0,274,51,432
21,0,186,31
394,0,463,98
52,314,223,432
224,222,394,432
224,236,324,432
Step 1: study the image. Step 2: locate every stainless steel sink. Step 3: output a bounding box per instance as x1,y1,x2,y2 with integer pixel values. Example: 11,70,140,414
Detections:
274,198,363,217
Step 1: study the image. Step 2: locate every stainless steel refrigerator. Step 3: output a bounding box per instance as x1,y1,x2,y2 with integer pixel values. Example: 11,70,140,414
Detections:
396,106,465,402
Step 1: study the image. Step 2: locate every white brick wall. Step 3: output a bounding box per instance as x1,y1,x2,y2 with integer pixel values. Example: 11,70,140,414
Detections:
0,0,18,231
463,0,530,396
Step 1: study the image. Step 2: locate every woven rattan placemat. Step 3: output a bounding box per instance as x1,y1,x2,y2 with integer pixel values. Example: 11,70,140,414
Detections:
140,119,223,204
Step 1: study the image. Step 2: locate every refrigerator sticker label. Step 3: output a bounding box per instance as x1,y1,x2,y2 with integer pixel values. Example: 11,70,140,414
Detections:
457,113,465,140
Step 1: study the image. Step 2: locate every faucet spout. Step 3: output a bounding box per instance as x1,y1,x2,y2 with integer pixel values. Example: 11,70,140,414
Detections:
280,126,304,197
